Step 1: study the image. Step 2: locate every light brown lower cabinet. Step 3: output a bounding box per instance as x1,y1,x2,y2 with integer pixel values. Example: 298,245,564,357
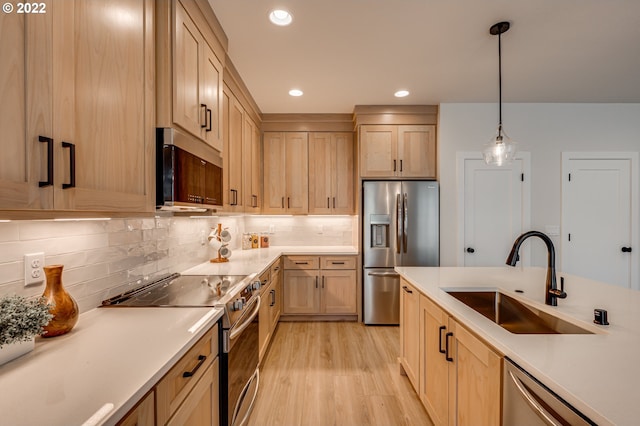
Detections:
399,278,502,426
282,256,357,317
119,323,219,426
117,390,155,426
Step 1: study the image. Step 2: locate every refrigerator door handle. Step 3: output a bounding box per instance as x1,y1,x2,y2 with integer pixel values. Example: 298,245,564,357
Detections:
403,193,408,253
367,271,401,277
396,193,402,254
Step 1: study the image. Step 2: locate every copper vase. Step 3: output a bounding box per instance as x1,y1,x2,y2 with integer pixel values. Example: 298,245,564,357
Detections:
41,265,79,338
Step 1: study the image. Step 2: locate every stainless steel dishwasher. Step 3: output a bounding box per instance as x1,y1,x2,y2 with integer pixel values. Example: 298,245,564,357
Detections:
503,358,597,425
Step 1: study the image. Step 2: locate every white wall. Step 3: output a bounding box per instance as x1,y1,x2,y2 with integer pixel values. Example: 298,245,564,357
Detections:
0,215,356,312
439,103,640,268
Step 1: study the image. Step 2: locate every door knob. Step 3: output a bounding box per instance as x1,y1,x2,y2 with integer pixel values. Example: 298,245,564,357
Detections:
466,247,475,253
622,247,632,253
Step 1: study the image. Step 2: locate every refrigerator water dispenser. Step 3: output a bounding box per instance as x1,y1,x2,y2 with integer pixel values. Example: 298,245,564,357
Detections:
370,214,390,248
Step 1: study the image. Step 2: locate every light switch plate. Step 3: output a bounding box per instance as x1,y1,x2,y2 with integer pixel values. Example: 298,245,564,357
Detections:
24,252,45,286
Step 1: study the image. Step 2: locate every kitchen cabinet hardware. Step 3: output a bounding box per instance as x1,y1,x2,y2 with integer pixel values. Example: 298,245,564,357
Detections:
251,195,258,207
206,108,212,132
393,159,397,172
315,276,318,289
62,142,76,189
270,289,276,307
622,247,632,253
200,104,207,128
295,262,309,265
261,279,268,285
445,332,454,362
281,197,284,208
333,197,336,208
331,261,345,265
402,285,413,294
182,354,207,378
438,325,446,354
322,276,325,289
400,159,403,172
327,197,330,208
39,136,54,187
230,189,238,206
288,197,290,208
466,247,475,253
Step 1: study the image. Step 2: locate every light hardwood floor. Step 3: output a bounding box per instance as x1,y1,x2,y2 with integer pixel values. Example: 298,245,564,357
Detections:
248,322,434,426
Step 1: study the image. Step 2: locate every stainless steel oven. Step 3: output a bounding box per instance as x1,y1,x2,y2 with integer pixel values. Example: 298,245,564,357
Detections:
221,286,261,426
503,357,596,425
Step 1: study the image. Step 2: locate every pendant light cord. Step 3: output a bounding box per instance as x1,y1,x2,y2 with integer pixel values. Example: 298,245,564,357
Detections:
498,30,503,132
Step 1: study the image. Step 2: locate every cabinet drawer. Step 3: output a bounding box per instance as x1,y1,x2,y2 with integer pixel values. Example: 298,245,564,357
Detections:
270,258,282,276
321,256,356,270
156,324,218,425
284,256,320,270
259,269,271,287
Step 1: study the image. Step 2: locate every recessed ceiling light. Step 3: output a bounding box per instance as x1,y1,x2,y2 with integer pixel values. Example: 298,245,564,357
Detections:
289,89,303,97
269,9,293,26
394,90,410,98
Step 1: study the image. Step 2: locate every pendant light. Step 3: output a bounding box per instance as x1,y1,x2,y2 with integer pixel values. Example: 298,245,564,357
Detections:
483,21,517,166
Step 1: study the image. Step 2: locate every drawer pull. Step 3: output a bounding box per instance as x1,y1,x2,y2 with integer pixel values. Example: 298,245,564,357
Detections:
331,261,345,265
182,354,207,378
402,285,413,294
295,262,309,265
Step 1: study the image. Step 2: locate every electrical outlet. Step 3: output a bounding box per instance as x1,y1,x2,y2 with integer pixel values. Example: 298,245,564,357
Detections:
24,252,45,286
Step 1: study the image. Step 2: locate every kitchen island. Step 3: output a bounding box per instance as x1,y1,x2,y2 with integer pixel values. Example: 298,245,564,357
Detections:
396,266,640,426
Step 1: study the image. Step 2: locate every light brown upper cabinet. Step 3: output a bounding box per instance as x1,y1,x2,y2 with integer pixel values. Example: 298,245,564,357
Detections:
244,116,261,213
0,0,155,214
263,132,308,214
308,132,355,214
360,125,436,178
222,89,245,212
157,0,224,153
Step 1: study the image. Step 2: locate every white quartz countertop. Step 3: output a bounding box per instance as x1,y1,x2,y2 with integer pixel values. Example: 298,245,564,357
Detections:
395,266,640,426
182,245,358,277
0,306,223,426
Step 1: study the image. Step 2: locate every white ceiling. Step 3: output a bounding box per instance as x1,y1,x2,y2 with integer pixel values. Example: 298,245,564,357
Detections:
208,0,640,113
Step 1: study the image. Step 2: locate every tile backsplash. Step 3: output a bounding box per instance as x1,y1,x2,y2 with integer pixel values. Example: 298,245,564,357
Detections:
0,215,357,312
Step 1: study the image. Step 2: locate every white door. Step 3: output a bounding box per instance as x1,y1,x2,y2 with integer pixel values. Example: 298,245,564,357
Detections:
458,154,530,266
562,154,638,289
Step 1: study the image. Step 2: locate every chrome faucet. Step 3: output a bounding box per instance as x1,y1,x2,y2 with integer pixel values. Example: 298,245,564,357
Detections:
506,231,567,306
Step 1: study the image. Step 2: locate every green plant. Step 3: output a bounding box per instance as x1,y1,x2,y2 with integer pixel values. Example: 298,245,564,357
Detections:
0,295,53,348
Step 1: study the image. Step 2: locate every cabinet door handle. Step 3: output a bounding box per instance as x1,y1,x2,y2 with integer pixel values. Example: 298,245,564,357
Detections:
393,159,397,172
206,108,212,132
327,197,330,208
182,354,207,378
622,247,632,253
445,332,454,362
39,136,54,187
287,197,290,209
315,276,318,289
230,189,238,206
270,289,276,307
333,197,336,208
322,276,325,289
400,159,403,172
200,103,207,128
281,197,284,208
402,285,413,294
438,326,446,354
62,142,76,189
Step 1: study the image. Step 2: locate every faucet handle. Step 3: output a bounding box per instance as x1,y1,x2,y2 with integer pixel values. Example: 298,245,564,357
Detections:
549,277,568,299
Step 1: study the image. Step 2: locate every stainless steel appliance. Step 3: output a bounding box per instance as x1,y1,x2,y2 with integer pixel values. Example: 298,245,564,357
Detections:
101,273,261,426
156,128,223,212
363,181,439,324
503,357,596,425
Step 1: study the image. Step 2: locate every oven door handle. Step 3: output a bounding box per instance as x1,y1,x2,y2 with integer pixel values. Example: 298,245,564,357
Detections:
229,295,261,341
232,368,260,426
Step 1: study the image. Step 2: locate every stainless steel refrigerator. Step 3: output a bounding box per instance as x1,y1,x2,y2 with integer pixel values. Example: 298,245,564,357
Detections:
363,181,439,324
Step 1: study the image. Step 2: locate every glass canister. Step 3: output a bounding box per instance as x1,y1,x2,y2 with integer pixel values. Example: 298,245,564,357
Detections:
251,233,259,249
260,234,270,248
241,233,252,250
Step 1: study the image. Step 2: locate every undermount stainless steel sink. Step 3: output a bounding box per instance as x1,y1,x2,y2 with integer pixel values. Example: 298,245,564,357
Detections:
445,290,594,334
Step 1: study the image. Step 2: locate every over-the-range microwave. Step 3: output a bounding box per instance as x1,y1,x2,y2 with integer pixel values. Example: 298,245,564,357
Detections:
156,128,223,212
